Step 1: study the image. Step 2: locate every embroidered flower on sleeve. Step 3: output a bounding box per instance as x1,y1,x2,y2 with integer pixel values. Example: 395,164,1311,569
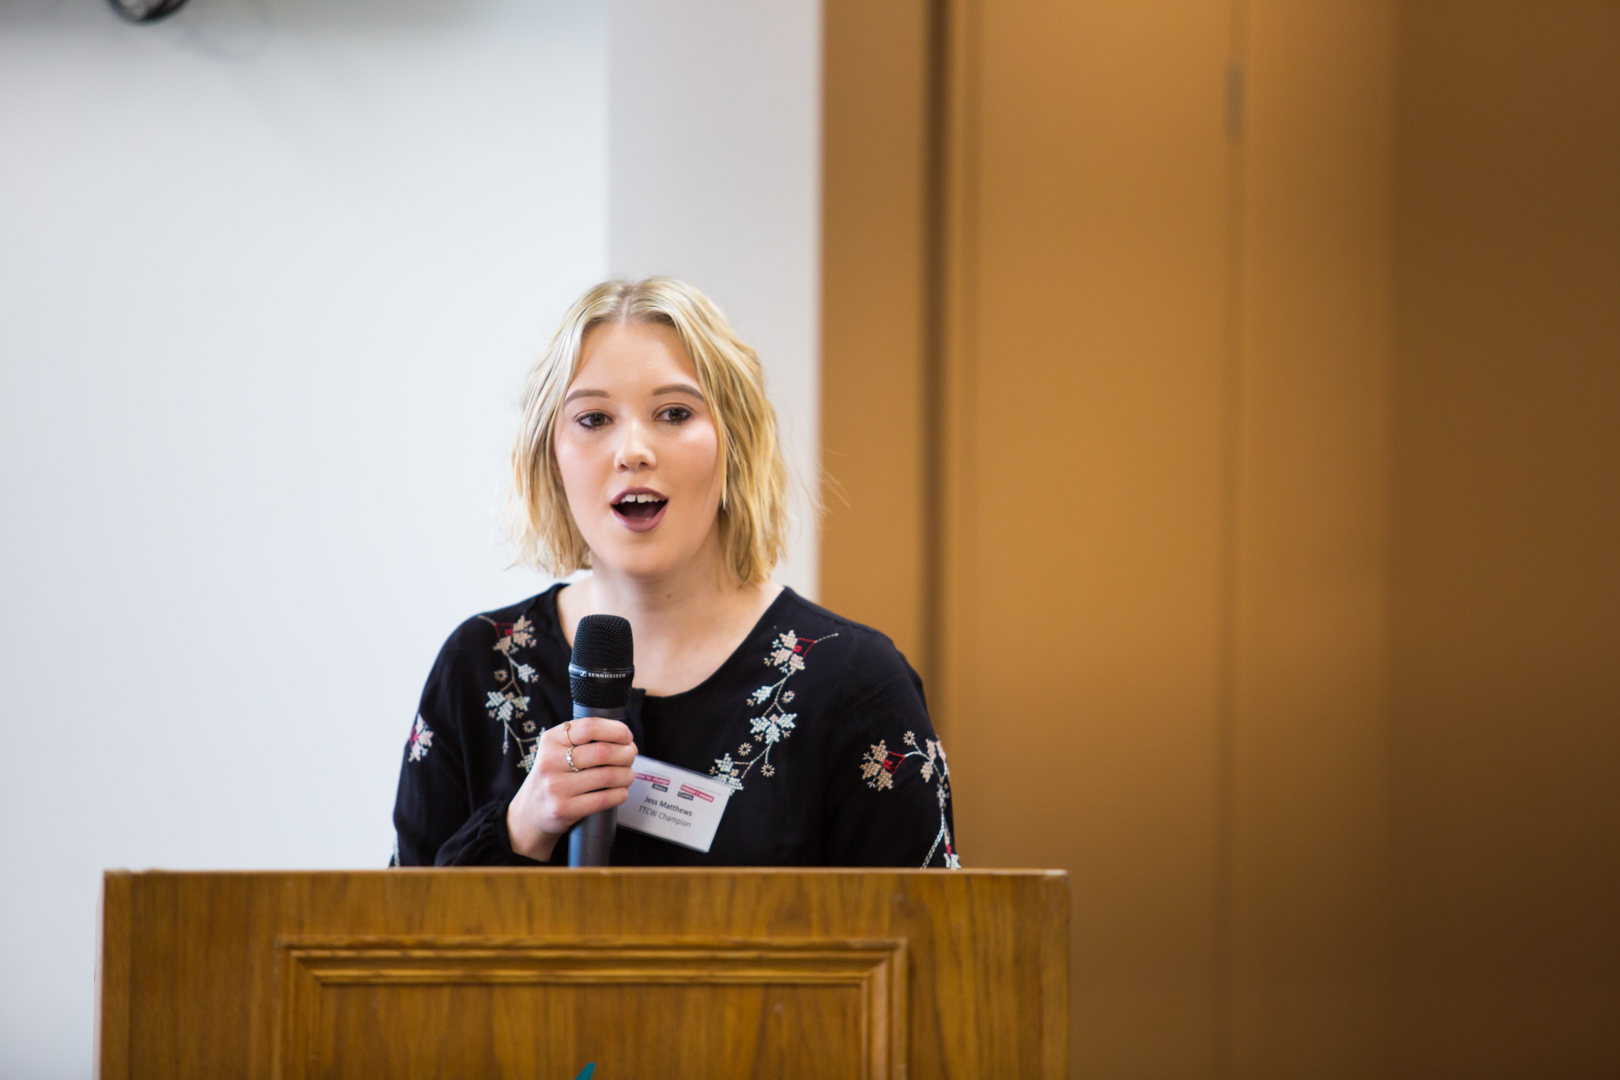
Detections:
860,741,896,790
406,714,435,762
860,729,958,869
708,629,837,792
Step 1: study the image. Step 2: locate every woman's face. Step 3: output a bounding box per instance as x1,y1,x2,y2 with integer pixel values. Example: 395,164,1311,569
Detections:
554,320,724,582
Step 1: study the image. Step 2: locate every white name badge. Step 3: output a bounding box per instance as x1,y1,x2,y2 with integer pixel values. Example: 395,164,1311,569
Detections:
614,754,733,853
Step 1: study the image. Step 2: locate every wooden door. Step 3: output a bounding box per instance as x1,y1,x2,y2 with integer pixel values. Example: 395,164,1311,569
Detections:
824,2,1394,1077
934,4,1237,1077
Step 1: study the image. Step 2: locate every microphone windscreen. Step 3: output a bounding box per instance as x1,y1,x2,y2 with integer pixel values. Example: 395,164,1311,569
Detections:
569,614,634,708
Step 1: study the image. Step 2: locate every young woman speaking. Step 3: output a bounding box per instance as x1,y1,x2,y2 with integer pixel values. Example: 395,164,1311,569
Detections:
392,279,957,869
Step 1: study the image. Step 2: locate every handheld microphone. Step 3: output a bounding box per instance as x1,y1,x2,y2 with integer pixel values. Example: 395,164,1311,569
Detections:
567,614,634,867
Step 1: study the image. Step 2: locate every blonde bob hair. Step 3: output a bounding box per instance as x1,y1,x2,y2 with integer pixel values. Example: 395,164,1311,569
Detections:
509,277,788,586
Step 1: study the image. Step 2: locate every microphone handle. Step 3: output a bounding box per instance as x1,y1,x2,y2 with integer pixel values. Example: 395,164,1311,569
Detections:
567,702,626,867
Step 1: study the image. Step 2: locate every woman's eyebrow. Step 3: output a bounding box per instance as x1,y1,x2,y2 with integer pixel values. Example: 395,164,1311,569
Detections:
652,383,704,399
562,388,609,406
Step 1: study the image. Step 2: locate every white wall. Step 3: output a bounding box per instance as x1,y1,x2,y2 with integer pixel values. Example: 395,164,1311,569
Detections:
0,1,607,1075
0,2,822,1071
606,0,822,597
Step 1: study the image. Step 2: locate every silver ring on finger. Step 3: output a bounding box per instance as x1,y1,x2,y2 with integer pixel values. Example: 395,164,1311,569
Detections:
566,745,580,773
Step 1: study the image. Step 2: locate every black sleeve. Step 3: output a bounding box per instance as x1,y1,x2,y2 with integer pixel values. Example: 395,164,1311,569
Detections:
390,621,539,867
820,630,961,869
431,797,542,867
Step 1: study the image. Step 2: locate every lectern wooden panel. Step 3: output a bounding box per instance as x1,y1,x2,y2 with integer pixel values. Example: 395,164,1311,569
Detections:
98,868,1068,1079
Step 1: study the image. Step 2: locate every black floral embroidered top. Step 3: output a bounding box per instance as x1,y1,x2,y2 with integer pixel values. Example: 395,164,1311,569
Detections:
392,585,959,869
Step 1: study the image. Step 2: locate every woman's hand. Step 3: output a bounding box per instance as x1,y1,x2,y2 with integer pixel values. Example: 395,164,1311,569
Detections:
506,718,638,862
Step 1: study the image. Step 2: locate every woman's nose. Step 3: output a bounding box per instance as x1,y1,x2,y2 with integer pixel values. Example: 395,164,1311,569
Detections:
614,418,656,470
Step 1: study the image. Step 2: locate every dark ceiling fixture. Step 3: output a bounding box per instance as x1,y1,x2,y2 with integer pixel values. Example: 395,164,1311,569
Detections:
109,0,190,22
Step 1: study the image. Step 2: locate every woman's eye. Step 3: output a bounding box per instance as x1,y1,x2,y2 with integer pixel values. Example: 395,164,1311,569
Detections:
577,411,611,430
659,405,694,424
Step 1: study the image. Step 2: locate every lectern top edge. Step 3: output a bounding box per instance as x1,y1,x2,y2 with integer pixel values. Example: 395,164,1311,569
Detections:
102,866,1069,880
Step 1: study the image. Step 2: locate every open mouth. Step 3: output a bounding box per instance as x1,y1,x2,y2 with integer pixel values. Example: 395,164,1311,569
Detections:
611,491,669,530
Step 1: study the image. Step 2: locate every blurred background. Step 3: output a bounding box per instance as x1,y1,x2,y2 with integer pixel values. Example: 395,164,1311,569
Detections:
1,0,1615,1077
820,2,1617,1078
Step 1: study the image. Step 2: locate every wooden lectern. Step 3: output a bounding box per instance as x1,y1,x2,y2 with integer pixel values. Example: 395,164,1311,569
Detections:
98,868,1067,1078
